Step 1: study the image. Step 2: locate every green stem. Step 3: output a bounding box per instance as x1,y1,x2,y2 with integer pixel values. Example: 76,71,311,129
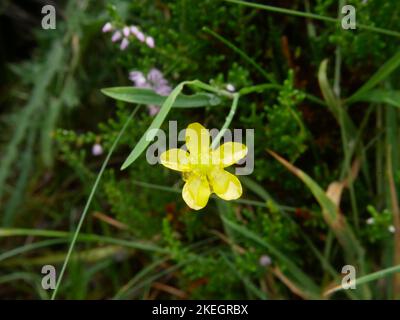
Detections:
51,105,140,300
211,93,240,149
203,27,275,83
224,0,400,38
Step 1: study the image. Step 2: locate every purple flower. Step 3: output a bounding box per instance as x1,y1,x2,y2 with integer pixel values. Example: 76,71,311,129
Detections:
123,26,130,37
147,105,160,116
92,143,103,156
130,26,139,35
147,68,164,84
102,22,113,33
111,31,122,42
145,36,155,48
129,71,148,87
135,31,145,42
120,38,129,50
147,68,171,96
259,255,272,267
129,68,171,116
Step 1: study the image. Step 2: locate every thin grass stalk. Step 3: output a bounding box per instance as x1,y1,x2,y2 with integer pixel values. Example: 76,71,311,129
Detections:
224,0,400,38
51,105,140,299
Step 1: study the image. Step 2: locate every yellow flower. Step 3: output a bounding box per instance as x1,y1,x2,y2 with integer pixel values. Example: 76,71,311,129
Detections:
160,122,248,210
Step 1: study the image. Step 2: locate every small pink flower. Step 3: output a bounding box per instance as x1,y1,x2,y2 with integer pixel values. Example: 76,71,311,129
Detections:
147,105,160,116
129,71,147,87
145,36,155,48
92,143,103,156
123,26,130,37
130,25,139,35
111,31,122,42
135,31,145,42
259,255,272,267
102,22,113,33
120,38,129,50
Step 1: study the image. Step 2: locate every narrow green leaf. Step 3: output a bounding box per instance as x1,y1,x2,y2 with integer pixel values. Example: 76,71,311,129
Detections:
326,264,400,296
224,0,400,38
101,87,221,108
120,82,188,170
347,51,400,103
318,59,339,117
349,89,400,108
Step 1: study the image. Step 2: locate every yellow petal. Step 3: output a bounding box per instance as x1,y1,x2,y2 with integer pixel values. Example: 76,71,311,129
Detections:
211,142,248,167
208,168,242,200
160,148,191,172
182,174,211,210
185,123,210,160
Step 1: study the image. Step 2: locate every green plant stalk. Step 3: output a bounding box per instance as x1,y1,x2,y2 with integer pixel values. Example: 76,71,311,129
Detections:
325,264,400,296
0,228,179,254
0,239,67,263
347,51,400,103
239,83,326,106
268,150,368,297
318,60,360,229
203,27,275,83
211,93,240,149
224,0,400,38
50,105,140,300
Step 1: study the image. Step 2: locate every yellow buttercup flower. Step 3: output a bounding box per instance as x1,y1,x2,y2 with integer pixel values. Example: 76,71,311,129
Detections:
160,122,248,210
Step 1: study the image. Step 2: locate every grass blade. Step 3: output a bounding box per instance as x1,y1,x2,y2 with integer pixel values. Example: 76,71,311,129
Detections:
267,150,365,272
51,105,140,299
347,51,400,103
325,264,400,297
350,89,400,108
224,0,400,38
120,82,188,170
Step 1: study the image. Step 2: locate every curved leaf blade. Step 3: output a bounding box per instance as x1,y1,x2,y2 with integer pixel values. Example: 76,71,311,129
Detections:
349,89,400,108
120,82,187,170
347,51,400,103
101,87,221,108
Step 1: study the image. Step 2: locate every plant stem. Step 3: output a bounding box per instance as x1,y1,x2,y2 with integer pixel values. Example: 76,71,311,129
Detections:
224,0,400,38
211,93,240,149
51,105,140,300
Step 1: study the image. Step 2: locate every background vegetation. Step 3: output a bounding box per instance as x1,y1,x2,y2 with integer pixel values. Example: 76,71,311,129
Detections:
1,0,400,299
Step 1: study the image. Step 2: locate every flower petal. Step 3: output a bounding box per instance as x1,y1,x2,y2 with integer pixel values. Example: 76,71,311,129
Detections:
185,123,210,159
160,148,191,172
211,142,248,167
208,168,242,200
182,174,211,210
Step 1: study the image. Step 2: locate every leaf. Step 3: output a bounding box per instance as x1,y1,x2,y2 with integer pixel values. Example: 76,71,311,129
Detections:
347,50,400,103
268,149,339,222
101,87,221,108
324,264,400,297
267,150,365,268
120,82,187,170
349,89,400,108
318,59,340,118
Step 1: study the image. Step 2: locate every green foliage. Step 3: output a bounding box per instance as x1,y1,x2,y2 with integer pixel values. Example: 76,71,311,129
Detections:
2,0,400,300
